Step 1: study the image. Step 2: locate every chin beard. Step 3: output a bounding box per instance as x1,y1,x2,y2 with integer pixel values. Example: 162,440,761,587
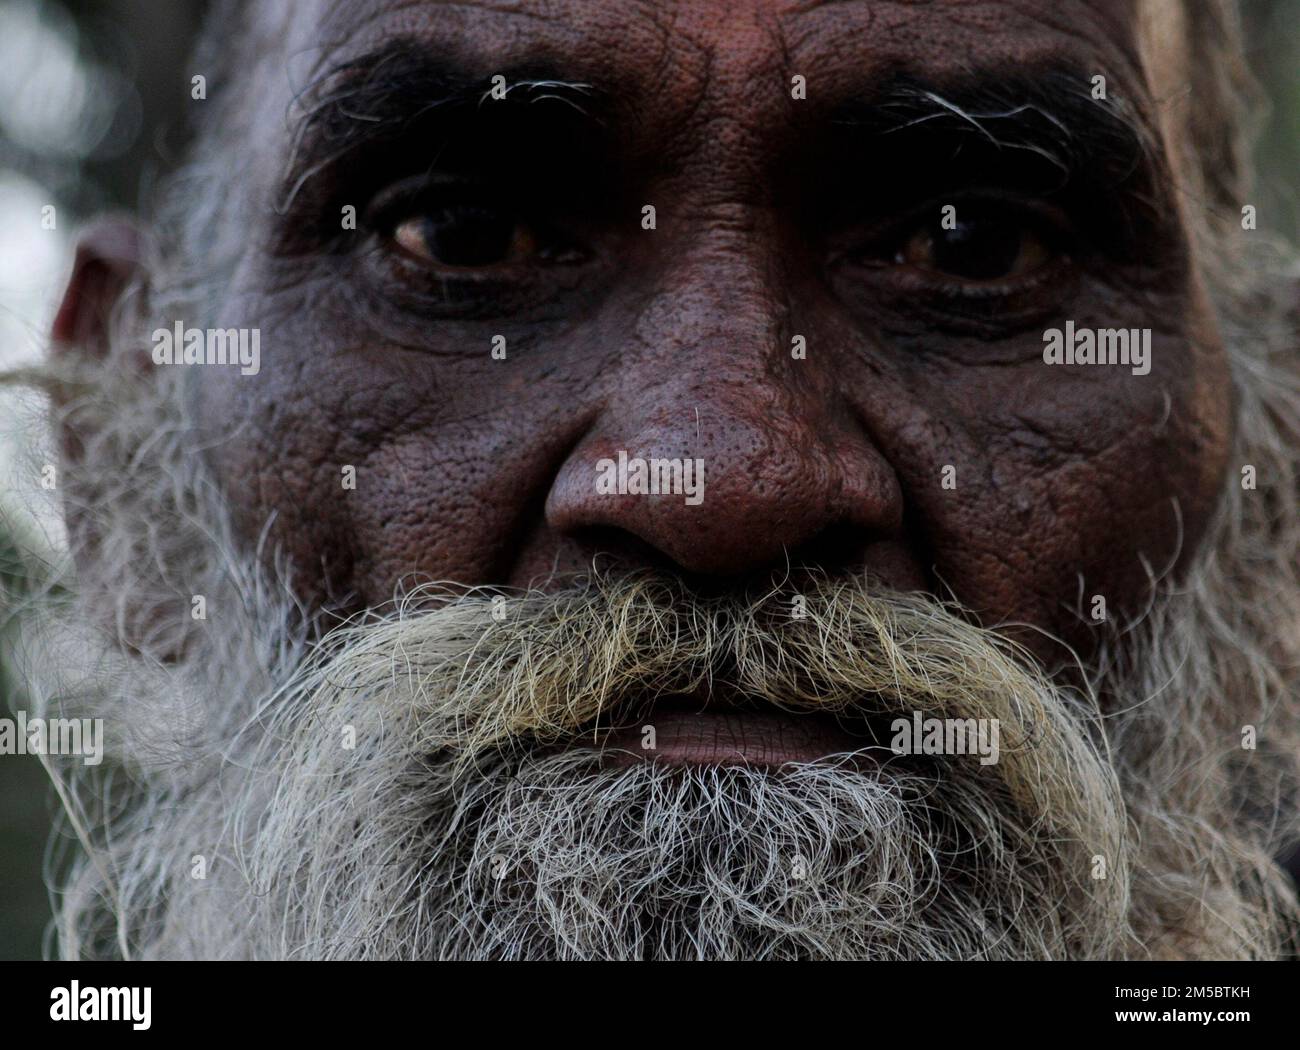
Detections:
306,749,1115,961
291,748,1131,962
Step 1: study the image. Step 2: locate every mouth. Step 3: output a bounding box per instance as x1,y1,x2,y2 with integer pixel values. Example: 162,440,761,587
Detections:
584,691,881,769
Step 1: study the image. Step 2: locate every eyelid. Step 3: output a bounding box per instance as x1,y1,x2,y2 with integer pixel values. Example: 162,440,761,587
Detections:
851,190,1075,254
364,173,500,231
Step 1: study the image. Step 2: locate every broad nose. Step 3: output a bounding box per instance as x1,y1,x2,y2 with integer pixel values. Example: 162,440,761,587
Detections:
545,235,905,580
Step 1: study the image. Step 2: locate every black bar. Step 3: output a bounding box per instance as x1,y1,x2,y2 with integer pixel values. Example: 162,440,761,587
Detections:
0,960,1291,1037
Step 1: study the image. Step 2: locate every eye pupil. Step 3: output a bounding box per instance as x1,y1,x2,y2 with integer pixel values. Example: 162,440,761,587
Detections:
929,217,1024,280
419,205,519,267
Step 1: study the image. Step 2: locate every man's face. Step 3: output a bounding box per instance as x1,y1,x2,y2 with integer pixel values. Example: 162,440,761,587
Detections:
44,0,1299,962
200,0,1228,655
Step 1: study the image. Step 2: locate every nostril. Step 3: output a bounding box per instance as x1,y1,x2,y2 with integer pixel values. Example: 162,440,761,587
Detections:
782,522,875,575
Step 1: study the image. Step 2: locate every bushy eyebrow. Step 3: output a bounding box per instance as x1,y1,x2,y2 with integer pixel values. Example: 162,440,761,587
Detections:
828,67,1162,196
278,39,608,213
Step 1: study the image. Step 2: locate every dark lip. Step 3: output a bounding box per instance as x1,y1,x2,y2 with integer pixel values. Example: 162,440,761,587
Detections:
576,690,886,770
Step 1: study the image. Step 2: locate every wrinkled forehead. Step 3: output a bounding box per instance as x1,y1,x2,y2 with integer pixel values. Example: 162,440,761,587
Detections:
246,0,1183,130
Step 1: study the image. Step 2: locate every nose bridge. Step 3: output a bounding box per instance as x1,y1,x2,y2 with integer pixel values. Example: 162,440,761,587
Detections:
624,209,820,462
621,211,806,460
635,199,790,357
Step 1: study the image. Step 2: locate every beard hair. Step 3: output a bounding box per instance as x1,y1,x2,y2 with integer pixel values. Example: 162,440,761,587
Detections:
4,219,1300,963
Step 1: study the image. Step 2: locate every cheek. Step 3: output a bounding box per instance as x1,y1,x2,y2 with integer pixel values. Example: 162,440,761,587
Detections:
343,427,533,598
890,326,1230,659
197,359,359,611
198,321,601,609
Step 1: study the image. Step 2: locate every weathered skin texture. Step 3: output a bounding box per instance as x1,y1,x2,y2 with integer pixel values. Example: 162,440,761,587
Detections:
65,0,1233,669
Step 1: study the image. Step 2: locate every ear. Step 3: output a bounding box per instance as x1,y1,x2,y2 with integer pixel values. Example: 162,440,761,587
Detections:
49,217,144,560
49,217,149,466
52,216,144,359
48,219,170,656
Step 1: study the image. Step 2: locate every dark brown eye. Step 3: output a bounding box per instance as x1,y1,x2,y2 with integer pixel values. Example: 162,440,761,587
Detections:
392,205,539,268
895,209,1053,281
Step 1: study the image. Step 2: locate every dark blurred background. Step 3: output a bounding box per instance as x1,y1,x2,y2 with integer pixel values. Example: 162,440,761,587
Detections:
0,0,1296,959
